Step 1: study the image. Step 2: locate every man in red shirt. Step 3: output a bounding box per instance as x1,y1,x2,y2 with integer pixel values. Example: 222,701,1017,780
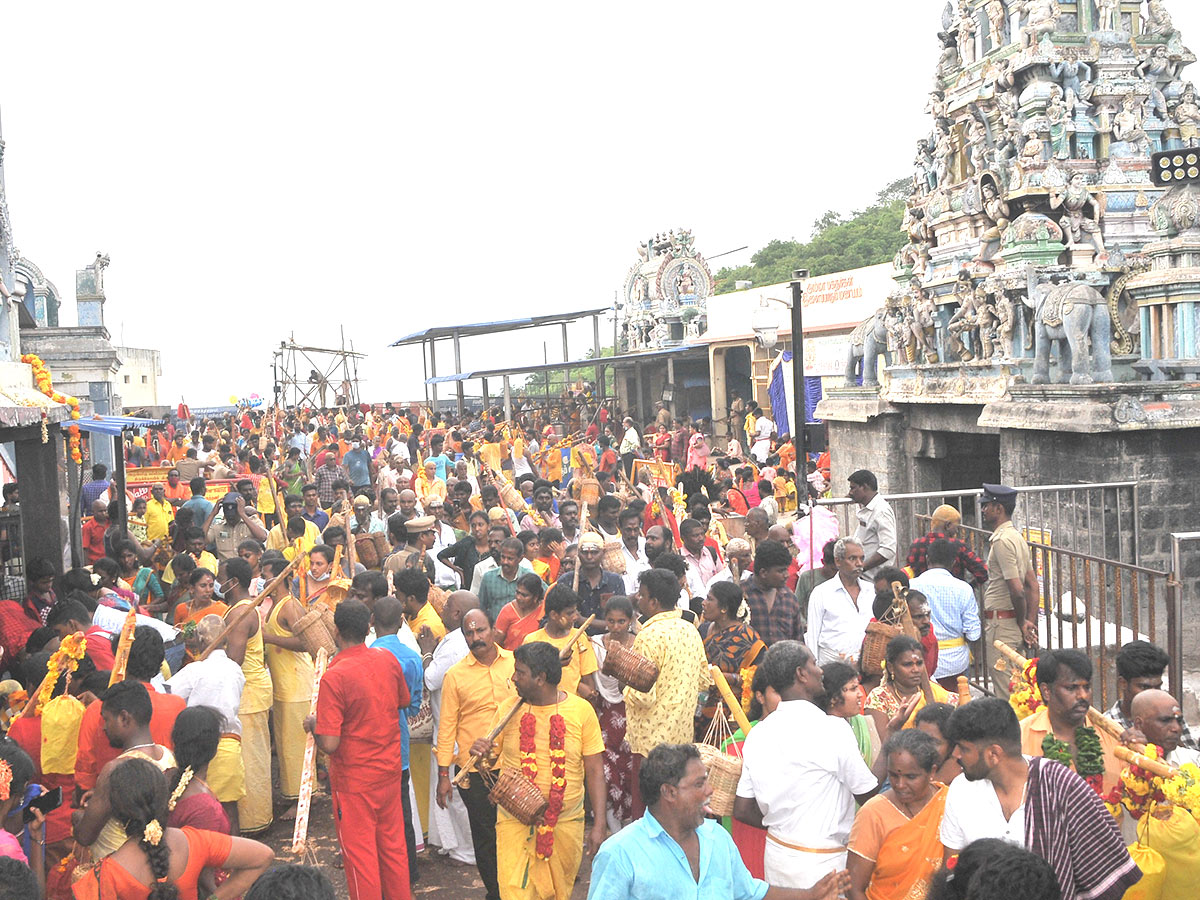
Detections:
81,499,110,564
307,599,411,900
71,624,185,795
47,598,116,673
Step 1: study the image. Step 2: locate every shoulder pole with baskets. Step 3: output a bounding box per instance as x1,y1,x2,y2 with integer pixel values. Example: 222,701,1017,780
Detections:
698,666,753,817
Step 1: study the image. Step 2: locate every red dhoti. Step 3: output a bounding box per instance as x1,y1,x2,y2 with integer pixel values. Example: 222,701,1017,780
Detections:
333,776,411,900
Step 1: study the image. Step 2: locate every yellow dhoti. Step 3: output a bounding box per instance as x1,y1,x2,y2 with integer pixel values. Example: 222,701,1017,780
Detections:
237,709,273,832
496,807,585,900
273,698,309,800
207,735,246,803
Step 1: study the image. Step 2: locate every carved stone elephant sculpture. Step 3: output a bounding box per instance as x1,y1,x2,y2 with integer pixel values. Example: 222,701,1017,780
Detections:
844,311,891,387
1031,281,1113,384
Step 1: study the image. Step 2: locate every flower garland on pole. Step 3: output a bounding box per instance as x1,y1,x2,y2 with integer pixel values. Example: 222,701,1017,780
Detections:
21,354,83,463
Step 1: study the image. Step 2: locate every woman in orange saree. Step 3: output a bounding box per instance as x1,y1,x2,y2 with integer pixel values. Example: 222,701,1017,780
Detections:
846,729,948,900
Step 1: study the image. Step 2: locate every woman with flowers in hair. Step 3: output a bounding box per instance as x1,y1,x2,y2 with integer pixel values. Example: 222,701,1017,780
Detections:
699,580,766,731
471,641,607,900
77,757,272,900
166,706,229,834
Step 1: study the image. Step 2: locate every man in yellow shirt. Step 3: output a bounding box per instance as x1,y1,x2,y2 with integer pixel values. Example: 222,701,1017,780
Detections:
395,568,446,641
436,609,516,900
1019,649,1125,795
473,641,607,899
144,484,175,543
625,567,710,818
522,584,598,699
265,495,320,552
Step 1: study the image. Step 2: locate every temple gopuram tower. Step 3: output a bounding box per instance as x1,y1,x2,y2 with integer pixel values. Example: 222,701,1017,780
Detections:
817,1,1200,689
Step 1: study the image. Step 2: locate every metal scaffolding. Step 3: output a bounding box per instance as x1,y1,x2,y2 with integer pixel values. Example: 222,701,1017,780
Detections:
272,328,366,410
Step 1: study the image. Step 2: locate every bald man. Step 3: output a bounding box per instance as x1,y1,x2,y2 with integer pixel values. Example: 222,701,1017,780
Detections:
1132,689,1200,767
398,488,420,518
419,590,479,867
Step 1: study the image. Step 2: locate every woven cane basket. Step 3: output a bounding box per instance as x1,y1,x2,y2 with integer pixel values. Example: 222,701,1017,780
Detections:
428,583,448,616
860,620,902,677
706,753,743,817
694,742,723,771
354,532,390,569
295,605,337,658
576,477,601,507
601,642,659,692
489,768,549,826
600,541,627,575
718,515,746,539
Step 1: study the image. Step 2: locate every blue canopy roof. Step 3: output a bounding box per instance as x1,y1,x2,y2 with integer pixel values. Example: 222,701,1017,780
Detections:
74,415,165,437
391,307,611,347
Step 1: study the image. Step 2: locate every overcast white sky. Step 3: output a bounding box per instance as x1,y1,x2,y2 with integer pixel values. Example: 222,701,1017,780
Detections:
4,2,1198,407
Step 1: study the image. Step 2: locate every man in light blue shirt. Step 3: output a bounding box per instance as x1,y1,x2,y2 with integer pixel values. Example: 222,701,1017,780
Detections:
427,434,453,483
910,537,982,688
343,440,375,495
368,593,424,884
588,743,845,900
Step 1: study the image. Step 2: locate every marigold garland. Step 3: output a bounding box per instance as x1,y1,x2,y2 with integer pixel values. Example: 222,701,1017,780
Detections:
1160,762,1200,823
519,710,567,860
740,666,757,717
22,354,83,463
1105,743,1168,820
37,632,88,712
1008,657,1043,720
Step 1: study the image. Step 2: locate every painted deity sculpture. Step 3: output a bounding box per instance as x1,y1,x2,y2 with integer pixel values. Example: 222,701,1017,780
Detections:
1050,173,1106,258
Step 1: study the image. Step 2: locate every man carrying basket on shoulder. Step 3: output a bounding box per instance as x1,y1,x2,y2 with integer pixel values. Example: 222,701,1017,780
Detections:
471,641,608,900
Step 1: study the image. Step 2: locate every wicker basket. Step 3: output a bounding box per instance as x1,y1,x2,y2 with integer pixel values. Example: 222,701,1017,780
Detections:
489,768,549,826
601,642,659,692
601,541,627,575
354,532,390,569
575,476,601,507
860,620,902,678
717,515,746,539
706,753,743,817
295,604,337,658
694,741,723,771
428,583,447,616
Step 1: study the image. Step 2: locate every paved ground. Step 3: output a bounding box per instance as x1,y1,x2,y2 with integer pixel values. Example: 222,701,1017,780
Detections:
263,784,595,899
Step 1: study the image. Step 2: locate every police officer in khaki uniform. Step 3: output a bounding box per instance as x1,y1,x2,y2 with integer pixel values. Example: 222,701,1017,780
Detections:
980,483,1040,698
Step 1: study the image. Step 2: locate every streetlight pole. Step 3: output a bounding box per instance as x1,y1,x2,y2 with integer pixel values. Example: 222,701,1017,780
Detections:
788,269,809,473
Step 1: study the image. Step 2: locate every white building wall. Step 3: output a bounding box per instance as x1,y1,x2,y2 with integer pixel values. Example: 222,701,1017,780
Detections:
114,346,162,409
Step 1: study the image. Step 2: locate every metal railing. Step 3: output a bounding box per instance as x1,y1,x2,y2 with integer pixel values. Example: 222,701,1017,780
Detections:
818,481,1141,566
922,518,1181,707
0,511,24,601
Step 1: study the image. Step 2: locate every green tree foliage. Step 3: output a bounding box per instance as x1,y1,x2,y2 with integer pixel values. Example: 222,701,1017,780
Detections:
714,177,910,293
520,346,615,396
